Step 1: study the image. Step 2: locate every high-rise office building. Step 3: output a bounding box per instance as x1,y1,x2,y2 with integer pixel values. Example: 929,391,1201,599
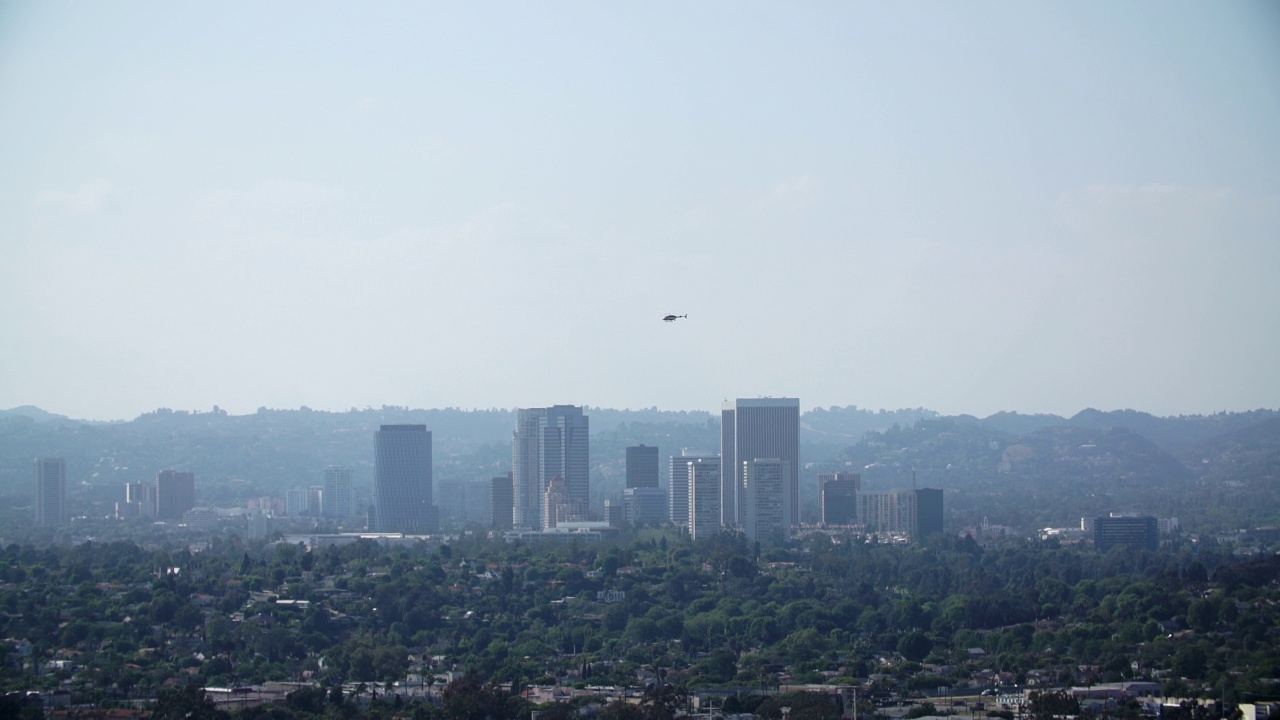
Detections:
33,458,66,526
668,451,715,527
323,466,354,518
435,478,492,527
722,398,800,527
820,472,861,525
285,489,307,517
126,482,156,518
915,488,944,539
1094,514,1158,553
306,486,324,517
374,424,436,534
465,480,492,525
856,487,943,542
512,405,589,529
626,445,660,489
624,487,667,526
688,457,721,540
490,473,514,530
156,470,196,521
858,490,916,537
247,509,270,540
742,458,788,544
436,478,465,525
603,499,624,527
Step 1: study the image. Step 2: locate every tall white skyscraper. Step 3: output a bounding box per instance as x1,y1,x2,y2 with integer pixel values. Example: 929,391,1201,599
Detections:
688,457,721,540
668,451,715,528
286,489,307,517
33,458,66,527
722,398,800,528
742,458,789,544
323,466,353,518
512,405,589,530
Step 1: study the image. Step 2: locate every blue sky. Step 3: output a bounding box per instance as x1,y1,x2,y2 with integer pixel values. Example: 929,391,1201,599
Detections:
2,2,1278,420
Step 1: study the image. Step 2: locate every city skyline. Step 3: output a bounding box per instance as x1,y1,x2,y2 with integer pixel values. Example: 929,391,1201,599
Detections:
2,3,1277,422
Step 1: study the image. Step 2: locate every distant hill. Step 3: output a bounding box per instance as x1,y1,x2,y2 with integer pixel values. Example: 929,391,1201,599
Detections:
1180,417,1280,530
959,411,1065,436
837,411,1280,532
1065,407,1280,456
1188,416,1280,482
0,405,79,424
801,405,940,441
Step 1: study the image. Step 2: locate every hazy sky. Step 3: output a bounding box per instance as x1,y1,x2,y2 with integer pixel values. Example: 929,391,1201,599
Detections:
2,2,1278,421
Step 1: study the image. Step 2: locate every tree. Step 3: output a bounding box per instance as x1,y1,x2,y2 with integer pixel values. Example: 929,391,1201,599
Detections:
153,685,229,720
1173,645,1209,680
443,673,514,720
600,699,645,720
897,631,932,662
1026,691,1079,720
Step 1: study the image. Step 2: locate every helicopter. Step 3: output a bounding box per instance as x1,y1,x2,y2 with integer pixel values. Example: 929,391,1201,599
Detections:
662,314,688,322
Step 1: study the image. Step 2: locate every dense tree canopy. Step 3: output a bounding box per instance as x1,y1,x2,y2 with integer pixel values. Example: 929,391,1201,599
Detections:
0,529,1276,719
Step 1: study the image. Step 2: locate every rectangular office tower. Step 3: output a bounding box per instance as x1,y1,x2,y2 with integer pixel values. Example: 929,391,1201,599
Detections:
742,459,789,544
490,472,514,530
375,424,436,534
858,490,916,537
915,488,944,539
669,451,716,527
285,489,307,517
512,405,589,530
820,472,861,525
624,487,667,526
33,457,66,526
722,398,800,528
323,466,354,518
156,469,196,521
626,445,660,489
126,482,156,518
1094,514,1158,553
688,457,721,540
307,486,323,517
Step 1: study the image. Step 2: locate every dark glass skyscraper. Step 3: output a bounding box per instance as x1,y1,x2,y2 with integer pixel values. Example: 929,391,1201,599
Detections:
375,424,435,534
820,471,861,526
915,487,944,539
625,445,660,489
490,472,514,530
156,469,196,521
